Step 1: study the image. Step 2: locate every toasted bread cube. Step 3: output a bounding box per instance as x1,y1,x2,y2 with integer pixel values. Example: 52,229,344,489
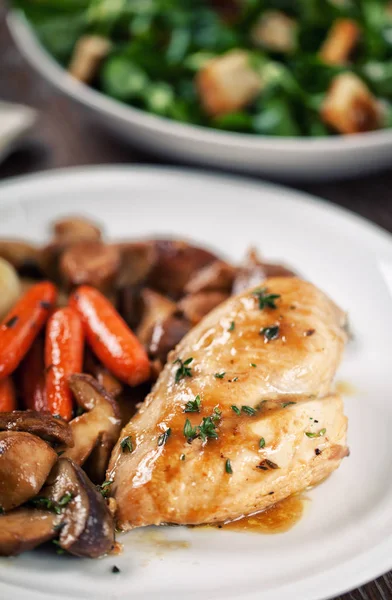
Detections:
251,10,297,53
68,35,111,83
321,73,380,134
196,50,261,117
320,19,360,65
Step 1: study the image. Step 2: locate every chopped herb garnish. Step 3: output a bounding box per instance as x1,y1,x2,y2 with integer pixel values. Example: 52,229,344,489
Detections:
231,405,241,415
184,410,220,443
225,458,233,474
241,405,257,416
257,459,279,471
250,363,257,368
253,288,281,310
259,437,266,449
214,372,225,379
0,506,4,514
174,357,193,382
53,414,62,420
184,418,198,441
305,329,315,336
158,428,171,446
232,377,239,382
58,492,73,507
228,321,235,331
260,325,280,342
5,315,18,328
120,436,133,453
305,428,326,438
282,401,296,408
57,450,65,457
53,540,65,554
198,416,219,441
112,566,121,574
75,405,84,417
180,454,186,461
184,394,201,413
315,448,321,456
99,480,113,498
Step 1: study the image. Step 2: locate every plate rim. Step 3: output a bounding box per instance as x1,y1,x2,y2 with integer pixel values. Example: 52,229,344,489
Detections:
0,164,391,600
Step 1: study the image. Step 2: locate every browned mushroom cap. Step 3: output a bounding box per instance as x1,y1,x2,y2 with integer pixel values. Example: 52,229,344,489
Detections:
0,411,73,447
42,457,114,558
184,260,236,294
148,315,191,363
147,240,218,299
83,431,113,485
0,508,59,556
60,375,121,466
60,241,120,292
52,217,102,243
137,288,177,346
0,241,44,278
178,291,229,325
115,241,157,288
0,431,58,512
232,247,296,295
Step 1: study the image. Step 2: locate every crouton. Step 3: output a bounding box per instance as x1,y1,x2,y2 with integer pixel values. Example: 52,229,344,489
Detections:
251,10,297,54
321,73,380,134
68,35,111,83
196,50,262,117
320,19,360,65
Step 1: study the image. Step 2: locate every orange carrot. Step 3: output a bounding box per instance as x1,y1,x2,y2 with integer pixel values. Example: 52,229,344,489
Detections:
20,337,48,411
45,307,84,421
0,377,17,411
69,285,150,386
0,282,57,379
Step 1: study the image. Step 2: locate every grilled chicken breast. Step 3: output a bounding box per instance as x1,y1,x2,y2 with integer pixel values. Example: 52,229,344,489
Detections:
108,278,348,529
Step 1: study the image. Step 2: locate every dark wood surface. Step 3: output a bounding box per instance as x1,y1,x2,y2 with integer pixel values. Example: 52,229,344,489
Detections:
1,6,391,599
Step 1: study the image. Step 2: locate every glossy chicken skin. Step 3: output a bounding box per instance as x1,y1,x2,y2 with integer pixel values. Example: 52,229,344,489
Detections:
108,278,348,529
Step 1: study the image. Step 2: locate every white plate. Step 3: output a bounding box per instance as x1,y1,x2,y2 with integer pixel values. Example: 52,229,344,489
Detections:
0,101,36,165
0,166,392,600
8,12,392,182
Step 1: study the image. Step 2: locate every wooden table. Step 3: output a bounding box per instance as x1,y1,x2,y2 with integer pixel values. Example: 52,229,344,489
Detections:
0,7,391,600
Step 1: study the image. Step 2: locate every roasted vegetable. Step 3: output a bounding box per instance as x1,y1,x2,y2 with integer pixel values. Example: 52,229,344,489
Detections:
61,374,121,468
0,378,17,412
0,508,59,556
0,410,73,446
0,431,57,511
0,258,21,320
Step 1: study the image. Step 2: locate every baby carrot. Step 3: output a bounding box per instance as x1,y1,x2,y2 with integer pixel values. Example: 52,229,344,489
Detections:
0,281,57,379
20,337,48,412
69,286,150,386
45,307,84,421
0,377,17,412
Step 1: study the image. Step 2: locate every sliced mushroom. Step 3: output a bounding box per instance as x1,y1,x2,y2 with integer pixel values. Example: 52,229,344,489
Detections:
137,288,177,345
42,457,114,558
83,431,113,484
84,351,123,398
115,241,157,288
118,284,144,331
178,291,229,325
0,508,59,556
0,411,73,447
147,240,218,299
184,260,236,294
0,240,43,278
232,247,296,294
52,217,102,243
0,257,21,320
0,431,58,511
149,315,191,362
60,241,120,292
61,375,121,466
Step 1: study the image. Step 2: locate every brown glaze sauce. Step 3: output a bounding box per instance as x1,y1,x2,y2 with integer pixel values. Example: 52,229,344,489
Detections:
218,495,305,534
